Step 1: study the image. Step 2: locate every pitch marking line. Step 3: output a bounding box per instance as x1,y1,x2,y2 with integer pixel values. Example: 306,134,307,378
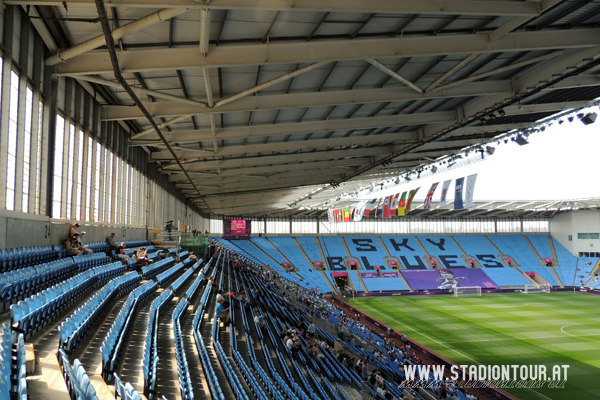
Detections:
359,301,554,400
560,324,600,343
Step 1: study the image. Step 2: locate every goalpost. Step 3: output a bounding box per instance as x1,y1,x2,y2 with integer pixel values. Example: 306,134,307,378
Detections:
523,284,551,293
452,286,482,296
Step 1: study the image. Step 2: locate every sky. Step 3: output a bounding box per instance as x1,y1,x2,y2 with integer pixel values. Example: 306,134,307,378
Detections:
358,106,600,203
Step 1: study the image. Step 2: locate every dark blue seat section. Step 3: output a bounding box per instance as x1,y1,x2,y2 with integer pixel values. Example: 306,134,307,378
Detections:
0,245,60,272
87,242,111,254
57,266,135,353
141,257,176,279
0,258,77,305
192,255,223,400
0,322,27,400
156,262,185,287
57,349,101,400
173,297,194,400
100,281,157,381
11,261,119,337
142,288,173,398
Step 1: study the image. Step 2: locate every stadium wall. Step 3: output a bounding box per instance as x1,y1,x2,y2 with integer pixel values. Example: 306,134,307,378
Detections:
551,210,600,256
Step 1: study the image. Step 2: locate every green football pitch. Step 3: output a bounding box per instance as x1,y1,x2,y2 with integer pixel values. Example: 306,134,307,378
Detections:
344,291,600,400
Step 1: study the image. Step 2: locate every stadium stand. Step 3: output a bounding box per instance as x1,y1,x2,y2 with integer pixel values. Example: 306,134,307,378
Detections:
527,234,555,260
250,237,287,264
488,235,541,268
267,237,332,291
518,265,558,286
343,236,389,270
320,237,349,270
381,236,429,269
452,235,506,267
295,236,323,266
419,236,468,268
363,278,408,292
481,267,532,287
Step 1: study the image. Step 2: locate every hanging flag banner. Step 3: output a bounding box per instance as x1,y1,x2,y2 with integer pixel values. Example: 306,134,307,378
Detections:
406,188,420,212
382,196,392,219
424,182,439,210
389,193,400,216
465,174,478,208
339,208,344,222
333,209,339,223
373,198,383,218
454,177,465,210
344,206,351,222
354,201,368,221
363,199,378,217
439,180,452,207
397,192,408,216
328,209,333,224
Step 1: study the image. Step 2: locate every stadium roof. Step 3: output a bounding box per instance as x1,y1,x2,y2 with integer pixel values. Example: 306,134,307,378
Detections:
24,0,600,217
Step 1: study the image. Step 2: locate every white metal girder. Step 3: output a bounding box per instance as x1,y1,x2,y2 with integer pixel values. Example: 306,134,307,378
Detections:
103,80,513,120
55,28,600,75
132,111,455,144
160,147,394,171
178,175,341,193
489,0,564,42
6,0,543,17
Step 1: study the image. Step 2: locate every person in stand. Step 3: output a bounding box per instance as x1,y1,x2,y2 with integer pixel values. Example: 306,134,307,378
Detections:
65,235,82,256
115,242,130,261
215,298,230,324
133,247,150,266
107,233,118,249
254,313,267,331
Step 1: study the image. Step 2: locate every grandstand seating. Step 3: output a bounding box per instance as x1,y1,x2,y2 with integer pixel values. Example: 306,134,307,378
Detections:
100,281,157,380
250,237,287,264
343,236,388,270
527,235,554,260
320,237,349,270
58,349,101,400
0,322,26,400
295,236,323,266
481,268,531,287
267,237,331,291
419,236,468,268
488,235,541,268
452,235,505,267
0,245,59,272
156,262,186,287
381,236,429,269
173,298,194,400
141,257,176,278
363,278,408,292
518,265,558,286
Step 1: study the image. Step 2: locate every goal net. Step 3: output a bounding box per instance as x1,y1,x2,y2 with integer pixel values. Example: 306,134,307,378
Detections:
453,286,481,296
523,284,551,293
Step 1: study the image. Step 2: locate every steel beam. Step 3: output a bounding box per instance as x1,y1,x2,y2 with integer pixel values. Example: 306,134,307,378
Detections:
55,28,600,75
488,0,564,42
8,0,543,16
103,80,513,120
366,58,424,94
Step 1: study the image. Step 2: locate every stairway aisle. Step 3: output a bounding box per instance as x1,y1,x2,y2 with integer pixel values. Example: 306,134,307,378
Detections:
27,282,106,400
117,294,154,392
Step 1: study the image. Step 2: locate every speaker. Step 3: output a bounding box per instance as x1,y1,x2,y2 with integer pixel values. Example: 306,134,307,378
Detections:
515,136,529,146
580,112,597,125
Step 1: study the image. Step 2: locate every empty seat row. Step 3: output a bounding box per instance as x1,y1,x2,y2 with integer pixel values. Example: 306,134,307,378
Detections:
173,298,194,400
0,322,27,400
0,245,61,272
57,349,98,400
11,267,102,336
212,317,250,400
114,373,143,400
58,269,138,353
86,242,111,254
0,258,77,304
142,289,173,398
74,254,110,271
141,258,175,279
171,268,195,293
156,262,185,287
100,281,157,381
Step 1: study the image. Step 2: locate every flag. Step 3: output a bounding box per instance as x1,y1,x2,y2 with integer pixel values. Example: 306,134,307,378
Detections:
344,206,350,222
454,177,465,210
406,188,420,212
397,192,408,216
354,201,367,221
328,209,333,224
333,209,339,223
439,180,452,207
373,198,383,218
424,182,439,210
382,196,392,218
339,208,344,223
363,199,378,217
348,205,354,222
389,193,400,216
465,174,478,208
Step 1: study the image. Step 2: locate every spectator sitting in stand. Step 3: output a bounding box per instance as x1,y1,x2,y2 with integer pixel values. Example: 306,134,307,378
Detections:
189,251,198,262
133,247,150,266
254,313,267,330
156,249,168,260
115,242,130,261
107,232,118,249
